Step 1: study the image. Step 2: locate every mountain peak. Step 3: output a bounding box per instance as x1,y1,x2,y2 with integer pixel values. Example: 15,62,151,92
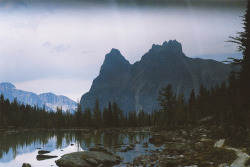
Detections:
81,40,232,113
100,48,131,74
105,48,127,62
110,48,121,55
39,92,56,96
0,82,16,90
162,39,180,46
150,40,182,54
163,40,182,52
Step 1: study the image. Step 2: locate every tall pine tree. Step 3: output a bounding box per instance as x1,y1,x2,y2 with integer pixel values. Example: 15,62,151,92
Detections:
229,1,250,127
157,84,176,125
93,99,102,128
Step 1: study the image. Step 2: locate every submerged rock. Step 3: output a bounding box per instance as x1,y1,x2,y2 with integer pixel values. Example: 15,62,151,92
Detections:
36,154,58,161
55,151,123,167
195,142,203,148
38,150,50,154
89,147,111,154
22,163,31,167
181,130,188,136
119,145,134,152
143,142,148,148
133,154,178,167
148,134,166,144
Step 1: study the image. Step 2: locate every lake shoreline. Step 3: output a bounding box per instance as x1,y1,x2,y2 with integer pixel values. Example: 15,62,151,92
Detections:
0,126,152,136
1,125,249,166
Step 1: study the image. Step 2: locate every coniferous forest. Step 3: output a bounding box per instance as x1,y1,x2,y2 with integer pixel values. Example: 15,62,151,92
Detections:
0,72,248,130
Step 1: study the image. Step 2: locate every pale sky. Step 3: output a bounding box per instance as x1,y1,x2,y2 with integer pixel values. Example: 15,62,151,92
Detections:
0,0,246,101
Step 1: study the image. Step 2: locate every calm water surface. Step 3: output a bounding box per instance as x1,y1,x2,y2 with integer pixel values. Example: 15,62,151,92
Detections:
0,130,160,167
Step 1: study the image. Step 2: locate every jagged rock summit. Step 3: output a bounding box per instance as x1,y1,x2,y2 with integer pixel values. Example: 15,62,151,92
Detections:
0,82,77,113
81,40,233,113
99,48,131,78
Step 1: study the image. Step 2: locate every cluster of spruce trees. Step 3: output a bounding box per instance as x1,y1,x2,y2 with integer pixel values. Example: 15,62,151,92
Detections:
0,94,151,128
0,73,246,129
152,73,246,128
0,94,75,128
58,100,152,128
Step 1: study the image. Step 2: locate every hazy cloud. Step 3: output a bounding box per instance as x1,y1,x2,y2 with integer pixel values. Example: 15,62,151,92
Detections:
82,50,95,55
52,44,70,53
224,44,233,48
43,41,52,48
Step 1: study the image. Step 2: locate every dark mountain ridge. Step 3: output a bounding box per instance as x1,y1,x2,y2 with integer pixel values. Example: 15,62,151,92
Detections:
81,40,233,113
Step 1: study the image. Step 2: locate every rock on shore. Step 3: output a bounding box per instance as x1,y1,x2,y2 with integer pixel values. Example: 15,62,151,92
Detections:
55,151,123,167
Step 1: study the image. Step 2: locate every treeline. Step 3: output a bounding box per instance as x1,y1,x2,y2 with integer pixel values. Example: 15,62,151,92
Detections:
0,73,248,129
62,100,152,128
0,94,151,128
152,73,247,128
0,94,74,128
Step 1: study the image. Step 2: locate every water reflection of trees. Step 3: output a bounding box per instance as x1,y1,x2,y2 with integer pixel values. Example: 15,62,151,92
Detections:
93,133,102,146
0,130,151,162
102,133,123,149
83,134,92,148
74,131,150,150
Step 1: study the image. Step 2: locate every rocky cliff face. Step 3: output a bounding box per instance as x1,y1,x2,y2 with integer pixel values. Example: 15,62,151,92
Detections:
80,40,233,113
0,82,77,113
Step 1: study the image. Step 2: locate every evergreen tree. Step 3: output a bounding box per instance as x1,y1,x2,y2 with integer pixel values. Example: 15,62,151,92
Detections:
138,110,145,127
102,108,110,127
227,73,241,126
197,84,209,118
157,84,176,125
83,108,92,127
112,102,119,126
93,99,102,128
128,111,137,127
118,108,124,127
55,106,64,128
75,102,83,127
175,93,186,125
0,94,4,126
228,1,250,127
108,102,113,126
188,89,196,123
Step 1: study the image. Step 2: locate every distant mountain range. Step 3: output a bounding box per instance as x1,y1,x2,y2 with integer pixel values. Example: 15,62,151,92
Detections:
81,40,234,113
0,82,77,113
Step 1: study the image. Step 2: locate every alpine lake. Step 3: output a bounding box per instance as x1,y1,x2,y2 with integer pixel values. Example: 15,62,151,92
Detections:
0,128,160,167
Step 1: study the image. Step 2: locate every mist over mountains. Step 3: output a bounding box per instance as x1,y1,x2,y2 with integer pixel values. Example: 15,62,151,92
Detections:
0,82,77,113
81,40,234,113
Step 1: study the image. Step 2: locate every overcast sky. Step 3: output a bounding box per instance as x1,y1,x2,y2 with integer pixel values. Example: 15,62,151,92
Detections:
0,0,246,101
